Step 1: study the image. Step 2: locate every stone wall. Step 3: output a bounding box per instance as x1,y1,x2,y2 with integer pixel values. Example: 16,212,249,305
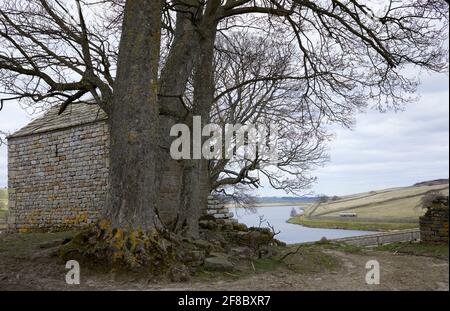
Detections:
200,196,237,230
8,121,109,232
332,229,420,247
7,104,219,231
420,197,449,244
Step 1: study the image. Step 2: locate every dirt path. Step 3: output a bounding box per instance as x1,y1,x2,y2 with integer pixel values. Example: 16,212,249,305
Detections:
0,241,447,291
169,250,449,291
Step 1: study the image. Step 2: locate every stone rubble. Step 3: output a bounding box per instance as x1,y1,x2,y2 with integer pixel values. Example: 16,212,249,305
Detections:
420,196,449,244
206,195,238,224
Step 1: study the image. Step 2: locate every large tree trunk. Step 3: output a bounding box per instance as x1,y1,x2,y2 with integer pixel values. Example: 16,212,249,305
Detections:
157,9,199,229
105,0,161,230
176,12,219,236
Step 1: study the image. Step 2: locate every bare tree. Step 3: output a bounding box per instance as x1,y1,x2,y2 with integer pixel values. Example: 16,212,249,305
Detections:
210,33,328,197
1,0,448,238
0,0,115,113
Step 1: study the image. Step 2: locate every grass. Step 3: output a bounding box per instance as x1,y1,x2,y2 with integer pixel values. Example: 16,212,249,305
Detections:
306,184,448,220
0,231,76,256
0,189,8,225
195,243,341,281
288,216,419,231
376,241,449,260
282,247,340,273
0,188,7,213
296,183,448,231
309,239,365,254
0,188,7,200
227,202,313,208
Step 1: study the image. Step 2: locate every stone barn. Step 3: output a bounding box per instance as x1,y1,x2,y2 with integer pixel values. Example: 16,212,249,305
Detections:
7,103,234,232
7,104,110,232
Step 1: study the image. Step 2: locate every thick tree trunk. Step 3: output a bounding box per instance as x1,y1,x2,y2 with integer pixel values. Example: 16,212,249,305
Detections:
105,0,161,230
157,10,199,229
176,19,218,236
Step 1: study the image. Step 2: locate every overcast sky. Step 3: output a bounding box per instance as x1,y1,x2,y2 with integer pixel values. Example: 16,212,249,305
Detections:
0,72,448,196
259,71,450,196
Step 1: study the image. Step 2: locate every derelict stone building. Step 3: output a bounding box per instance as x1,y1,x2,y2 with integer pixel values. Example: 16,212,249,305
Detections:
7,104,110,232
7,104,235,232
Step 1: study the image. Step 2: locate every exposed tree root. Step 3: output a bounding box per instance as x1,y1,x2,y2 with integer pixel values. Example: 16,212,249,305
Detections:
58,219,286,280
58,220,206,279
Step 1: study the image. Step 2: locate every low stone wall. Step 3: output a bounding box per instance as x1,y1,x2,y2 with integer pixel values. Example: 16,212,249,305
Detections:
206,196,237,223
331,229,421,247
200,196,238,230
420,197,449,244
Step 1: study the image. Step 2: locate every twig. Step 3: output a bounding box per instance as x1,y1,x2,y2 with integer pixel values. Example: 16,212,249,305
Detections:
224,272,239,277
393,241,412,255
279,245,303,262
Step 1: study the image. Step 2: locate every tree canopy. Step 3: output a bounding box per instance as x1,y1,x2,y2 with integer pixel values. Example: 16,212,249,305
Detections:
1,0,448,229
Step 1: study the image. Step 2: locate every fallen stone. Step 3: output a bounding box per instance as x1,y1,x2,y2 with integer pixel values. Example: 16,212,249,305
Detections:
191,239,212,250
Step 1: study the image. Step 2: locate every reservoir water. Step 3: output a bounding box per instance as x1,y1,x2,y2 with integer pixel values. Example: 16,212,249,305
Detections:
232,205,376,244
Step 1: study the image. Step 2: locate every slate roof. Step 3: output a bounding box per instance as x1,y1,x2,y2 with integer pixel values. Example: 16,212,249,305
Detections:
8,103,108,139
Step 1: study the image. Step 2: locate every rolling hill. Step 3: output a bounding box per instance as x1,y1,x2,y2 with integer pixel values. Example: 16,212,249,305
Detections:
290,182,449,231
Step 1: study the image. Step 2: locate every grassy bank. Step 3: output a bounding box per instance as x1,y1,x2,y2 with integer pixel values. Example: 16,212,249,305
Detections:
229,202,312,208
376,242,449,259
288,216,419,231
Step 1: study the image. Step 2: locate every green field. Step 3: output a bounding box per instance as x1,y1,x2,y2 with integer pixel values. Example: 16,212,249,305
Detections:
0,188,7,221
376,242,449,259
288,217,420,231
0,188,7,198
290,183,448,231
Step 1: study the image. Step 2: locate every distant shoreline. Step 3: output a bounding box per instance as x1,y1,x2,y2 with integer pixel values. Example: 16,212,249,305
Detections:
226,202,312,208
288,216,419,231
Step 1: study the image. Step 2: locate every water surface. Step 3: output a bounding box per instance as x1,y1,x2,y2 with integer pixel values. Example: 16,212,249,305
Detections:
233,205,376,244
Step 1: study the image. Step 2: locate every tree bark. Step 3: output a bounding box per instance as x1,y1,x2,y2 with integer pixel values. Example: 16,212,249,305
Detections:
156,9,200,229
105,0,161,230
176,12,219,236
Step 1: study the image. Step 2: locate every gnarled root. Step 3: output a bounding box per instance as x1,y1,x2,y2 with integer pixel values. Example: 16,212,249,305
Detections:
59,219,286,279
58,220,207,279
